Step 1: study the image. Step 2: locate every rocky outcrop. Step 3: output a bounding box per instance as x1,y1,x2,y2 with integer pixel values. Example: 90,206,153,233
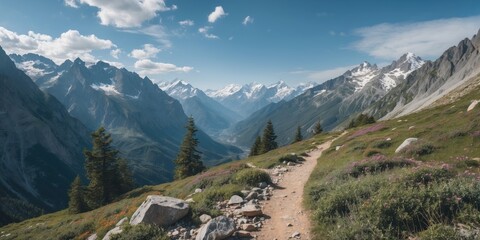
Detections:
395,138,418,153
130,195,189,227
468,100,479,112
195,216,236,240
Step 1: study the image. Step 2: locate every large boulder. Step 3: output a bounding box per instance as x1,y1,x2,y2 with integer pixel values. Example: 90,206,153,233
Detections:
395,138,418,153
196,216,236,240
130,195,189,227
241,204,263,217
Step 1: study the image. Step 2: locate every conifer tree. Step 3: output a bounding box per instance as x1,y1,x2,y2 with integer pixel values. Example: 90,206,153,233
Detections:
313,121,323,135
84,127,134,209
117,159,135,194
68,175,86,213
249,136,262,157
261,120,278,153
293,126,303,143
174,117,205,180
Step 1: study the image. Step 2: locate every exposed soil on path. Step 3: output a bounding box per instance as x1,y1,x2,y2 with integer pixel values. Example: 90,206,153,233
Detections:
255,140,335,240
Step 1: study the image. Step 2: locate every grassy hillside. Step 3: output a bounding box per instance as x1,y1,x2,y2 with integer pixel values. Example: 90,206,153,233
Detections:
305,83,480,239
0,131,335,240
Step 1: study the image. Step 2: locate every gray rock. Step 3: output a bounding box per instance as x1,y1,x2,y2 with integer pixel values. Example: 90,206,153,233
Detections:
395,138,418,153
258,182,268,189
102,226,122,240
130,195,189,227
291,231,301,238
195,216,236,240
87,234,98,240
228,195,243,205
236,230,252,237
251,187,262,193
241,204,263,217
200,214,212,224
245,191,258,201
115,217,128,227
241,224,257,231
468,100,479,112
195,188,203,193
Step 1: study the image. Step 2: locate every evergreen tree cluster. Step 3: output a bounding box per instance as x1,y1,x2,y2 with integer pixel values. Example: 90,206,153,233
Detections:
174,117,205,180
293,126,303,143
68,127,134,213
347,114,376,129
249,120,278,156
313,120,323,135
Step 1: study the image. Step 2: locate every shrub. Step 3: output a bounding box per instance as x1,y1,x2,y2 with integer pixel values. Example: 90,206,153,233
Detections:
371,140,392,149
347,114,376,129
191,184,242,218
233,168,271,186
417,224,463,240
278,154,305,163
110,224,168,240
348,124,385,139
345,155,415,178
401,141,436,157
403,168,455,187
364,149,381,157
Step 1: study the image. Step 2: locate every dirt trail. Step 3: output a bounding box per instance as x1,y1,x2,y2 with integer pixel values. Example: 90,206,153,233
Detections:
255,139,335,240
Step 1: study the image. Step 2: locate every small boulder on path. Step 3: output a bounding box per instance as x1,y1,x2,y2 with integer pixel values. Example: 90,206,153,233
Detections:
130,195,189,227
228,195,243,205
195,216,236,240
241,204,263,217
395,138,418,153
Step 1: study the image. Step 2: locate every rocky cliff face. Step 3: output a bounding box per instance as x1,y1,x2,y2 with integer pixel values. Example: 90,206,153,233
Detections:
0,46,90,224
230,53,424,147
367,30,480,119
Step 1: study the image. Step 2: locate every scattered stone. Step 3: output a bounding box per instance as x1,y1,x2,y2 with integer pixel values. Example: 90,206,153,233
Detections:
467,100,479,112
386,137,392,141
408,126,415,130
236,230,252,237
395,138,418,153
195,188,203,193
102,226,122,240
228,195,244,205
195,216,236,240
287,162,296,166
245,191,258,201
241,190,250,195
335,145,342,151
241,224,257,231
130,195,189,227
251,187,262,193
115,217,128,227
241,204,263,217
287,223,293,227
87,233,98,240
291,231,301,238
237,218,248,225
258,182,268,189
200,214,212,224
185,198,195,203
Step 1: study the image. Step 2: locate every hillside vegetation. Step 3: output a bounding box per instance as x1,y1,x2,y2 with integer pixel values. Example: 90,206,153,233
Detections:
305,84,480,239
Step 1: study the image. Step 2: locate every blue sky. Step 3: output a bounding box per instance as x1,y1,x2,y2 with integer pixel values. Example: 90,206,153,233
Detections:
0,0,479,90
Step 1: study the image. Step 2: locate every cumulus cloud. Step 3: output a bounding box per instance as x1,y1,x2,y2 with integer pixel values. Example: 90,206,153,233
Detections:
110,48,121,59
291,65,357,83
102,60,124,68
353,15,480,59
242,16,254,26
124,25,172,49
179,20,194,27
129,44,160,59
198,26,219,39
134,59,193,75
0,27,115,64
68,0,176,28
208,6,227,23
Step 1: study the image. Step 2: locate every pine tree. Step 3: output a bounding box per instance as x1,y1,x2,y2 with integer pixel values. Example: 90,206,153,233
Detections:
313,121,323,135
249,136,262,157
293,126,303,143
174,117,205,180
68,175,86,213
261,120,278,153
84,127,134,209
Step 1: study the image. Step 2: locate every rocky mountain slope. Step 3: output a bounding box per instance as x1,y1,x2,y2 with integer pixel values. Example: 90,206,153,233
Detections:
206,81,315,118
159,80,241,136
0,47,90,225
366,29,480,119
230,53,424,148
12,55,242,185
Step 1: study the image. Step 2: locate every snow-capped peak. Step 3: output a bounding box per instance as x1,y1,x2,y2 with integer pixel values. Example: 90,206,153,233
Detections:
159,79,200,100
206,84,243,98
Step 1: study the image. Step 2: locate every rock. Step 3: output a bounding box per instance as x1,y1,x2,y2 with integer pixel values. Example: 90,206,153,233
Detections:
467,100,479,111
115,217,128,227
236,230,252,237
102,226,122,240
408,126,415,130
386,137,392,141
241,190,250,195
251,187,262,193
335,146,342,151
287,223,293,227
245,191,258,201
200,214,212,224
195,188,203,193
287,162,296,166
228,195,244,205
195,216,236,240
258,182,268,189
241,224,257,231
291,231,301,238
87,234,98,240
241,204,263,217
130,195,189,227
185,198,195,203
395,138,418,153
237,218,248,225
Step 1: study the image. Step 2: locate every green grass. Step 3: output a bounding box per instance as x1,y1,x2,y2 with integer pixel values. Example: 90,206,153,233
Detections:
305,84,480,239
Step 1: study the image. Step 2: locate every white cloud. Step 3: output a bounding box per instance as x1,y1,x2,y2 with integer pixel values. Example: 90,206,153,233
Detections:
129,44,160,59
102,60,124,68
0,27,115,64
242,16,254,26
179,20,194,27
353,15,480,59
110,48,121,59
291,65,357,83
134,59,193,75
70,0,176,28
64,0,79,8
125,25,172,48
208,6,227,23
198,26,219,39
